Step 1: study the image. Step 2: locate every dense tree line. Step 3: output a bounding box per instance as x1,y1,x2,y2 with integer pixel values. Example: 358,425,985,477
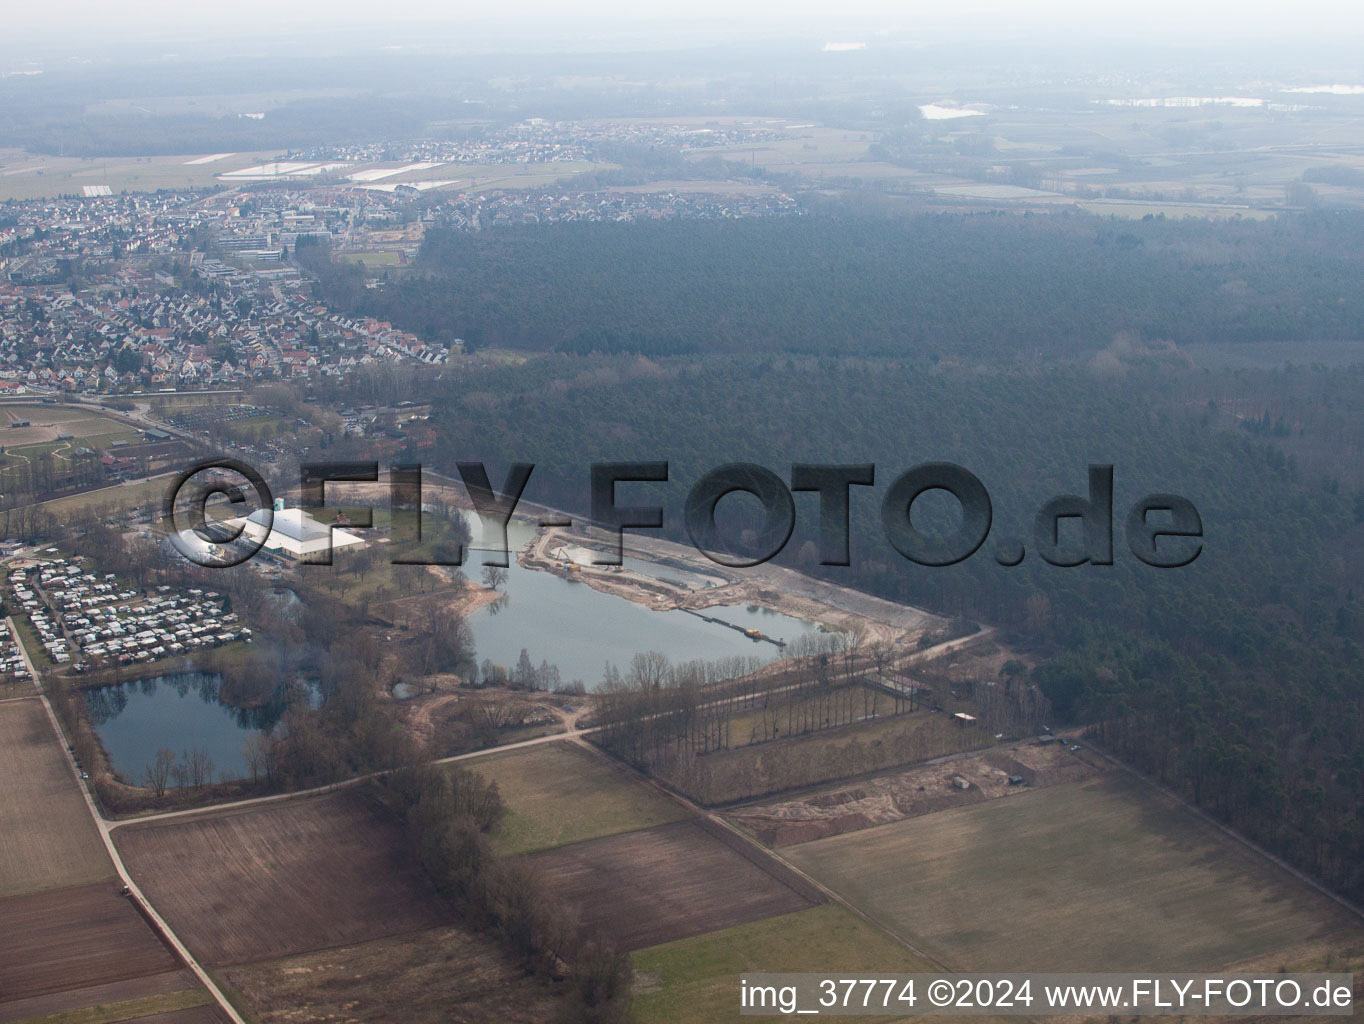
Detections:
328,209,1364,358
372,763,632,1023
593,641,928,774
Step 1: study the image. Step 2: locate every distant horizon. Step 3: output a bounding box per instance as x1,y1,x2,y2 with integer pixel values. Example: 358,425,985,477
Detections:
4,2,1364,64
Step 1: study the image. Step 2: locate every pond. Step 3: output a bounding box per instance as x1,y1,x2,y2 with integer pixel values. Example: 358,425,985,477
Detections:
463,514,823,688
86,672,309,786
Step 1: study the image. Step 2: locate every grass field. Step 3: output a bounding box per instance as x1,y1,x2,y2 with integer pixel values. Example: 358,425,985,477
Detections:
1,994,223,1024
8,617,58,672
784,774,1363,972
0,405,138,449
522,818,823,952
0,150,275,201
0,149,610,201
0,700,112,898
698,123,874,172
0,979,217,1024
336,251,405,267
630,904,932,1024
718,683,903,750
219,925,559,1024
467,742,691,855
34,474,177,518
0,881,183,1010
1076,199,1278,220
440,161,609,190
113,791,449,966
729,742,1103,848
0,403,144,489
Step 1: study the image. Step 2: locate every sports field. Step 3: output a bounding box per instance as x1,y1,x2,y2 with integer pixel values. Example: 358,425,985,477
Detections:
0,700,112,899
0,404,143,497
631,903,932,1024
784,774,1363,972
466,742,691,855
113,791,449,966
0,405,139,449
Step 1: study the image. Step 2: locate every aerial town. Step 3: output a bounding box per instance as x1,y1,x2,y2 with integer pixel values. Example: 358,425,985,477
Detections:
0,178,798,395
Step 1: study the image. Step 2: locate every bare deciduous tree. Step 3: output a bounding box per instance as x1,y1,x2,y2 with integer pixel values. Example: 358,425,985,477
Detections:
185,746,215,788
144,747,175,797
242,732,271,783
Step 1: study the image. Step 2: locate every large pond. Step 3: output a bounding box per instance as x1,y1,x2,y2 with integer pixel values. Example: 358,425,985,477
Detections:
86,671,305,785
463,514,823,687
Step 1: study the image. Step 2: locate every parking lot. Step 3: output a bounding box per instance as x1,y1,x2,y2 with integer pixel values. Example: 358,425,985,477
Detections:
9,556,250,671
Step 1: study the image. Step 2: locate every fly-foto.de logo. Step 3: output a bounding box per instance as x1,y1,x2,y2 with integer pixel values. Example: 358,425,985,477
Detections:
164,460,1201,571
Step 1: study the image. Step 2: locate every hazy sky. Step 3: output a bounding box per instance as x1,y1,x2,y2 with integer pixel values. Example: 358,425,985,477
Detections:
8,0,1363,48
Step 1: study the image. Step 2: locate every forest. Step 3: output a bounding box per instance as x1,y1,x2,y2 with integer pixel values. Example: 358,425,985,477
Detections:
335,209,1364,359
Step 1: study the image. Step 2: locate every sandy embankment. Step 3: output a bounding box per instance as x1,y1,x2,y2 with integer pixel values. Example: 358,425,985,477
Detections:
336,471,945,646
519,526,942,648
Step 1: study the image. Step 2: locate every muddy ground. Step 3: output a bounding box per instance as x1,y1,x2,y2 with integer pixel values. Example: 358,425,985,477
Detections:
729,741,1106,847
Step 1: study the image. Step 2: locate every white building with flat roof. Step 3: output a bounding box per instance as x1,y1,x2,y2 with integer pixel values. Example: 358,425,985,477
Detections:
230,507,366,560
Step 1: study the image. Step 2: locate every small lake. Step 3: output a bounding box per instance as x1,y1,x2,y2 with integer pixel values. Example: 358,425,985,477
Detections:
87,672,305,786
463,514,823,687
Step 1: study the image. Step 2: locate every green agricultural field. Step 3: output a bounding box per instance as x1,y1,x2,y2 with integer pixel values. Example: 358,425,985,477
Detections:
630,903,931,1024
2,987,215,1024
697,123,875,169
467,742,691,855
784,773,1363,973
1076,200,1277,220
0,149,274,201
449,160,609,189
